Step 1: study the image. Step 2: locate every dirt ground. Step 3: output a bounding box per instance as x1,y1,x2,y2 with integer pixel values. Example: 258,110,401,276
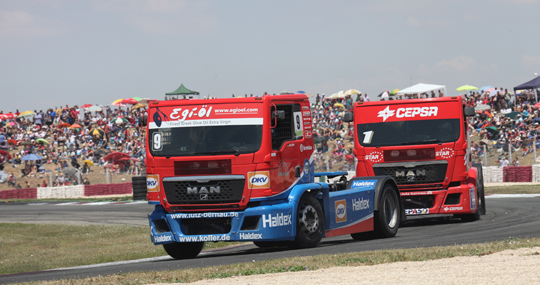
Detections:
158,247,540,285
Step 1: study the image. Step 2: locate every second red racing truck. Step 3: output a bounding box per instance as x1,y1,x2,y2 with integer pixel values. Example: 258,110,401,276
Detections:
343,96,485,221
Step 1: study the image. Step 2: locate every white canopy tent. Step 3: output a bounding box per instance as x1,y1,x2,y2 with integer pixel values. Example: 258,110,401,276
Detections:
396,83,447,96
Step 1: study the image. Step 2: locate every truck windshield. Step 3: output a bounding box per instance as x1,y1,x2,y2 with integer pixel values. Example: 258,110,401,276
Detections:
356,119,460,147
149,125,263,157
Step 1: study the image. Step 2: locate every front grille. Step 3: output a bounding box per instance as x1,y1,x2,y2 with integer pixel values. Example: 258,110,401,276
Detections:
163,176,245,204
373,161,447,185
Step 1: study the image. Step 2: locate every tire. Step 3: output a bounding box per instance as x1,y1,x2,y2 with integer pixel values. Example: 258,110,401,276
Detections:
293,195,324,248
163,242,204,259
373,184,400,238
132,176,147,201
472,163,486,215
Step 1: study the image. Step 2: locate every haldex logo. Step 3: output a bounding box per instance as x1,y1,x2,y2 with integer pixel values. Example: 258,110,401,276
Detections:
377,106,438,122
351,181,376,188
154,235,172,242
186,186,220,194
262,213,292,228
352,197,370,211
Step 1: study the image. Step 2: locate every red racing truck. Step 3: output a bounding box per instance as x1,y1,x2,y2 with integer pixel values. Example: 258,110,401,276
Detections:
145,94,405,259
343,96,485,221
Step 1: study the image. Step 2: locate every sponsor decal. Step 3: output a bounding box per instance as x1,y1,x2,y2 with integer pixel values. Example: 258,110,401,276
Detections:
436,147,455,159
351,180,376,188
302,110,311,117
170,105,214,122
170,212,239,219
352,197,370,211
262,213,292,228
248,171,270,189
177,235,231,242
303,117,311,121
405,208,429,215
154,235,172,243
302,105,310,110
239,233,263,240
300,144,313,152
303,121,310,126
147,175,159,192
396,169,425,182
377,106,438,122
186,186,220,194
365,151,383,163
305,130,313,138
443,206,463,212
335,200,347,223
401,191,433,196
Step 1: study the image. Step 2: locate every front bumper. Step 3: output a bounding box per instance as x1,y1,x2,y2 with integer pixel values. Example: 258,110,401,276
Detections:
149,202,295,245
400,183,477,216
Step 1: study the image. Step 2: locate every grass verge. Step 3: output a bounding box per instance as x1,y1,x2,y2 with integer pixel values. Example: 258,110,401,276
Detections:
16,237,540,285
0,196,133,204
484,184,540,195
0,223,244,275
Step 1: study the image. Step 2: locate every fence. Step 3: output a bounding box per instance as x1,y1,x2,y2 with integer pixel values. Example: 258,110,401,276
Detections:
0,182,132,199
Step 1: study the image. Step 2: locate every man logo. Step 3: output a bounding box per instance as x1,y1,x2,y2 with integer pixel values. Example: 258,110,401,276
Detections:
248,171,270,189
335,200,347,223
200,194,208,200
146,175,159,192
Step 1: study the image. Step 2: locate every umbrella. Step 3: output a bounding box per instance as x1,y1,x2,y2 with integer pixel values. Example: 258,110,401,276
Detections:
57,123,71,128
87,106,102,112
94,149,107,156
485,126,499,135
81,104,93,109
8,121,17,127
131,103,148,110
328,91,345,99
111,99,127,107
111,117,129,124
132,97,143,102
479,86,493,93
334,103,345,108
70,123,82,129
103,152,129,162
390,89,400,95
90,128,105,137
21,153,43,161
504,112,520,120
121,98,139,105
456,85,478,92
36,138,48,145
7,139,17,146
378,91,390,98
18,111,36,118
478,139,492,145
21,141,34,146
1,113,15,120
343,89,361,96
62,167,78,177
474,104,491,111
0,150,11,159
83,160,94,166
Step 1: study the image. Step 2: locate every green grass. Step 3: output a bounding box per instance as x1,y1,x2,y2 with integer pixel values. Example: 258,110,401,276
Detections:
0,223,244,275
18,237,540,285
0,196,133,204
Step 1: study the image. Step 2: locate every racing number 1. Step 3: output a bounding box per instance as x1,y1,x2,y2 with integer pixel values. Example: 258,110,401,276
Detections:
362,130,374,144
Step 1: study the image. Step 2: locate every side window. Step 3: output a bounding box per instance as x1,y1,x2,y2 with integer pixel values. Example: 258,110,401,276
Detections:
271,104,299,150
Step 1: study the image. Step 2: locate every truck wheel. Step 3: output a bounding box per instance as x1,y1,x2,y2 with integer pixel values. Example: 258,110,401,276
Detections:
472,163,486,215
293,195,324,248
132,176,147,201
374,184,400,238
163,242,204,259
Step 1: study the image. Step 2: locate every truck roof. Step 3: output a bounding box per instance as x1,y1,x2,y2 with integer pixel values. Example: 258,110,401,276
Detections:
355,96,464,107
149,94,309,108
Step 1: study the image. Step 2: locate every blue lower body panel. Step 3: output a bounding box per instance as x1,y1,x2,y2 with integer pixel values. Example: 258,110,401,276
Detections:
149,203,295,245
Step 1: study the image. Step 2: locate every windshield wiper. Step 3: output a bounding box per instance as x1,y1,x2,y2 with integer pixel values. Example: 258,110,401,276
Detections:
400,139,441,145
197,149,242,156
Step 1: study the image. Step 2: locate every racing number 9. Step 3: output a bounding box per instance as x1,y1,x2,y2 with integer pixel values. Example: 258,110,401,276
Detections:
153,132,162,151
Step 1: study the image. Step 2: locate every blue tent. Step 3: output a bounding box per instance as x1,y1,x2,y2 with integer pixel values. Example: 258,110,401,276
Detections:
514,76,540,102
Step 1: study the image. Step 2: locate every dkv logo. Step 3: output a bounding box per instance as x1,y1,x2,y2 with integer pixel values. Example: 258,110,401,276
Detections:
146,175,159,192
248,171,270,189
335,200,347,223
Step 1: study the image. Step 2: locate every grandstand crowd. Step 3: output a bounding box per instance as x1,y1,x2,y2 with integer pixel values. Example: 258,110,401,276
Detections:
0,87,538,189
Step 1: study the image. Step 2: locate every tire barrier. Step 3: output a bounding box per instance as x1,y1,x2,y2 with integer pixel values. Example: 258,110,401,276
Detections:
132,176,147,201
503,166,532,182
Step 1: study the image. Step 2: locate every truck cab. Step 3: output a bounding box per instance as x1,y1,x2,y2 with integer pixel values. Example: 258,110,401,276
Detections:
344,96,485,220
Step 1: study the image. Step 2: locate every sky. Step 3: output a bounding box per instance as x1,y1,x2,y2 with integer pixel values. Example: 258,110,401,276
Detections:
1,0,540,112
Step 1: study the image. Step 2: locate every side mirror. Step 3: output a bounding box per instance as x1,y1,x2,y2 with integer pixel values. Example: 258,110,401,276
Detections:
343,112,354,122
271,110,286,128
464,107,475,117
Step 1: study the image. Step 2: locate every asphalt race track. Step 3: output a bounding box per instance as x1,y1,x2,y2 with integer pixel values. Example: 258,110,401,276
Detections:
1,196,540,284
